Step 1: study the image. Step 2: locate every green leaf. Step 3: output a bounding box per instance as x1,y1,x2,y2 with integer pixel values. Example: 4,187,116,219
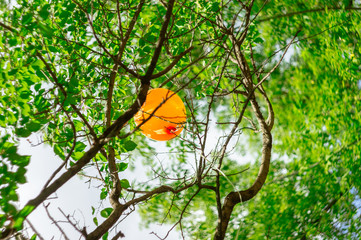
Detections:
18,205,34,218
15,128,32,138
124,141,137,152
100,208,113,218
3,203,17,215
254,37,264,44
75,141,86,152
8,190,18,201
15,167,27,183
48,46,58,53
72,152,83,160
13,217,24,230
10,155,31,167
102,231,109,240
19,91,32,100
48,122,56,129
30,234,37,240
65,96,77,105
34,83,41,92
91,206,95,215
120,179,130,189
22,13,33,25
53,145,65,160
8,69,18,76
100,190,107,200
210,2,220,12
26,121,42,132
117,162,128,172
38,22,54,38
39,4,51,19
66,3,76,12
93,217,98,226
6,146,17,154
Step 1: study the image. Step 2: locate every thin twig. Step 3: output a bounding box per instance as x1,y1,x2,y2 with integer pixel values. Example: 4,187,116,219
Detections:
43,203,70,240
25,220,45,240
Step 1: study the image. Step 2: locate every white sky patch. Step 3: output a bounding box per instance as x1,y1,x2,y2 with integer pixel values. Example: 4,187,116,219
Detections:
17,139,181,239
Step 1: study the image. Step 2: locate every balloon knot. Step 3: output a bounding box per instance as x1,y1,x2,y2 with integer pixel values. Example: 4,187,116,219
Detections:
165,126,177,134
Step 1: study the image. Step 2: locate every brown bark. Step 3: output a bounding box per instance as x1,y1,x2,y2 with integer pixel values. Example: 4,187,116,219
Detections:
212,24,301,239
213,102,272,240
84,1,177,238
213,3,274,236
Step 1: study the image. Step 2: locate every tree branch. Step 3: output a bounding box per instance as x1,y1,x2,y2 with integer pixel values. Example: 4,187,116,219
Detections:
0,21,16,32
213,7,277,238
25,220,45,240
142,0,176,83
35,52,99,140
86,184,193,240
105,0,146,209
259,30,301,84
213,95,272,240
43,203,70,240
150,46,194,79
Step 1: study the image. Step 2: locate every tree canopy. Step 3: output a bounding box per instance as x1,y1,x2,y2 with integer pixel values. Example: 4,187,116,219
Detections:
0,0,360,239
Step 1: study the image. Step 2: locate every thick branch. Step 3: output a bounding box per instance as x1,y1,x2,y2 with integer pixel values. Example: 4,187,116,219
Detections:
142,0,176,82
214,7,275,238
86,184,193,240
214,96,272,240
105,0,145,208
85,2,177,238
0,22,16,32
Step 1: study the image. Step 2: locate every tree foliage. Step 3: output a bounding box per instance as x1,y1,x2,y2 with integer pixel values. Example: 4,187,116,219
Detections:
0,0,360,239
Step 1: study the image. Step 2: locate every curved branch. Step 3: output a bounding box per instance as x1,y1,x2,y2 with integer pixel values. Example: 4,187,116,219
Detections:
214,5,275,238
214,95,272,240
86,184,194,240
248,43,274,131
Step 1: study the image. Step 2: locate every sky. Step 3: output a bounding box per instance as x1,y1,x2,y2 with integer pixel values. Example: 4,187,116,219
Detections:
17,139,181,240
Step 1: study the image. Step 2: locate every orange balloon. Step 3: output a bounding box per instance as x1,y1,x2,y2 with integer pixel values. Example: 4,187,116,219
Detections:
134,88,186,141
